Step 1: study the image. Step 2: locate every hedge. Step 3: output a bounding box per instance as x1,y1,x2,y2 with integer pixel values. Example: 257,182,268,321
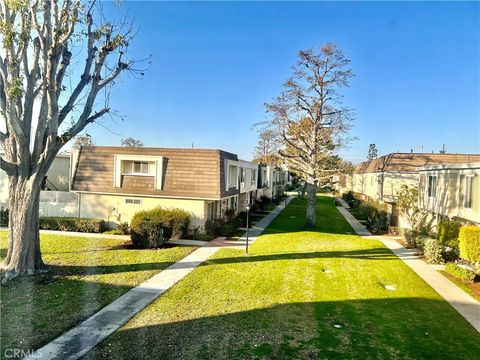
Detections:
130,207,190,249
459,226,480,263
444,263,477,283
437,219,461,248
39,217,106,233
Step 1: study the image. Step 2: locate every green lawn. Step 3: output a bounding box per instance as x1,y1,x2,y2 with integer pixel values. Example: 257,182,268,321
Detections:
0,233,195,357
85,195,480,359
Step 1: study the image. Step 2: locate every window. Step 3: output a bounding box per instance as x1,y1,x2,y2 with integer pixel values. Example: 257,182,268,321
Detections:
428,175,437,198
123,160,150,175
125,198,141,205
228,165,238,188
251,169,256,186
240,168,245,184
207,202,217,220
464,175,478,209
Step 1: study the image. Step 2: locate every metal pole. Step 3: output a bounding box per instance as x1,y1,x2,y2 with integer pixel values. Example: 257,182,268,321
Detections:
245,206,249,255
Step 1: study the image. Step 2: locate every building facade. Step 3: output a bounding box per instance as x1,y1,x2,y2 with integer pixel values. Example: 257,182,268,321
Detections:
418,163,480,224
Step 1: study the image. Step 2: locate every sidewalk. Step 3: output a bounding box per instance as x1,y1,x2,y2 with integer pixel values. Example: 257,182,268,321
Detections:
335,202,480,333
25,197,293,360
210,196,294,249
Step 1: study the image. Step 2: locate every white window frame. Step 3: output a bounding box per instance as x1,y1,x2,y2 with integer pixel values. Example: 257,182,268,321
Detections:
123,160,151,176
114,154,164,189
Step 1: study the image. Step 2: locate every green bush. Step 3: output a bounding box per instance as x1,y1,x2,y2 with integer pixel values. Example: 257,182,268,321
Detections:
117,221,130,235
441,246,459,262
39,217,106,233
445,263,477,283
205,215,240,237
437,219,462,248
423,238,443,264
130,207,190,248
257,195,273,211
459,226,480,263
403,229,418,248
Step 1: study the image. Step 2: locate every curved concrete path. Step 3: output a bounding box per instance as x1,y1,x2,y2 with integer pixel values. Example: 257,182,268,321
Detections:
336,202,480,333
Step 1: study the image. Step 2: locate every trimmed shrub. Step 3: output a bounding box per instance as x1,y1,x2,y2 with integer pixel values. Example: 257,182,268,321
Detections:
441,246,459,262
166,208,190,240
445,263,477,283
459,226,480,263
403,229,418,248
130,210,166,249
437,219,461,248
257,195,273,211
423,238,443,264
39,217,106,233
117,221,130,235
205,216,240,237
130,207,190,248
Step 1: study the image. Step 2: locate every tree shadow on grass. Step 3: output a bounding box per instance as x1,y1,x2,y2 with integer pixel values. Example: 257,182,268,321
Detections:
204,247,397,267
82,297,480,360
0,276,133,359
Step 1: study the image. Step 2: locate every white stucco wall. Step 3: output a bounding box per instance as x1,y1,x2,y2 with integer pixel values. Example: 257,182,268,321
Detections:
78,193,208,229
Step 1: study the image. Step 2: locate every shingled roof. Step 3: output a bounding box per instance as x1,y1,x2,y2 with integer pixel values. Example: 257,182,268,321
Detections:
71,146,239,199
354,153,480,174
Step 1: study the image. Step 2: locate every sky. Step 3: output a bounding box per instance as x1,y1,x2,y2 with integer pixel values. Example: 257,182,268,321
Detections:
80,1,479,163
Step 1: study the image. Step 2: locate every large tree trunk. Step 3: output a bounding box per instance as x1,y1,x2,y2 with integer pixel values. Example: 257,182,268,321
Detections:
305,181,317,228
1,176,46,279
300,182,307,198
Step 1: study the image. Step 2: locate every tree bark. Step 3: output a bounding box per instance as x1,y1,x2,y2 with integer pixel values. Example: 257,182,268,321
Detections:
300,182,307,198
305,181,317,228
1,176,46,279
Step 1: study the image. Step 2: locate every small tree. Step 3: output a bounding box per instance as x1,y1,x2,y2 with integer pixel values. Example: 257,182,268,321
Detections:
263,44,354,227
121,137,143,148
397,185,431,231
367,144,378,160
0,0,144,278
72,134,94,150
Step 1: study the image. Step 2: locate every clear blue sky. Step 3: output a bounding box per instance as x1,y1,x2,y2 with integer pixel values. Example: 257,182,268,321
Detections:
86,1,479,163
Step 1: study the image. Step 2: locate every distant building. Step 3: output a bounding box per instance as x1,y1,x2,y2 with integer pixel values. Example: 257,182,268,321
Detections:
348,152,480,226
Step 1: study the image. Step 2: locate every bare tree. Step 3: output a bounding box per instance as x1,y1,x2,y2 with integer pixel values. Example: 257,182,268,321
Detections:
264,44,354,227
72,134,93,150
0,0,143,278
252,129,280,165
121,137,143,148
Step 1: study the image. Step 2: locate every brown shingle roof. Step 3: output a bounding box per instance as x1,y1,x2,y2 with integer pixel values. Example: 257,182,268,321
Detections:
72,146,239,199
354,153,480,174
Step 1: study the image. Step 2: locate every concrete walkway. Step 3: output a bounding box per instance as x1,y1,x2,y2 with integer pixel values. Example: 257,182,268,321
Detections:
336,204,480,333
25,197,293,360
336,197,350,209
210,196,294,249
336,206,372,236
